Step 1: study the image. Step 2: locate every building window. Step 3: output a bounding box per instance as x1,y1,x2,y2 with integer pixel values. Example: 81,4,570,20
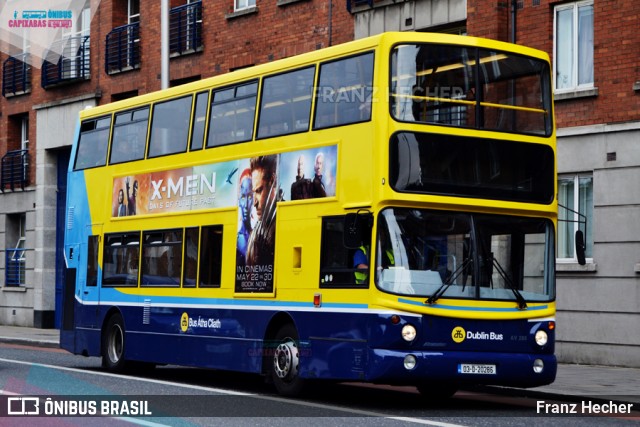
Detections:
1,115,30,191
554,1,594,92
106,0,140,74
129,0,140,23
5,213,27,286
235,0,256,11
558,174,593,262
170,1,203,56
21,116,29,176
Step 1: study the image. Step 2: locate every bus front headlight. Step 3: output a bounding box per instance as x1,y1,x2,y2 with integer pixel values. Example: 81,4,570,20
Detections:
535,330,548,347
401,324,417,342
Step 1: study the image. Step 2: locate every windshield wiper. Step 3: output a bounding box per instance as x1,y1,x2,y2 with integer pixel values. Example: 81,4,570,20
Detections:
491,256,527,310
426,258,471,305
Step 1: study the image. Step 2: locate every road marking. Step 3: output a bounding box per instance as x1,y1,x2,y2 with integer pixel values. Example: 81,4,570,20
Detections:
0,357,471,426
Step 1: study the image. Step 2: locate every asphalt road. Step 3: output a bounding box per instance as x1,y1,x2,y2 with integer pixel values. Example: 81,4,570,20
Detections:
0,343,637,426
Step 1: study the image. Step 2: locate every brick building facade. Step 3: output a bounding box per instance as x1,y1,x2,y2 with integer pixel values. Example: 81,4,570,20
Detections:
0,0,353,328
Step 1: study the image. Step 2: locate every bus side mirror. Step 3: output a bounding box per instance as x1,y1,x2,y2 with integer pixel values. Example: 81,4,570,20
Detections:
343,213,372,249
575,230,586,266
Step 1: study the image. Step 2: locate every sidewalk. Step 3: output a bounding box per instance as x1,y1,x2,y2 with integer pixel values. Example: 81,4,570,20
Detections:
0,325,638,406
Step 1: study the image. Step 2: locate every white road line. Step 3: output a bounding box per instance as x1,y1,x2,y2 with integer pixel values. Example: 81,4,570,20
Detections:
0,357,471,426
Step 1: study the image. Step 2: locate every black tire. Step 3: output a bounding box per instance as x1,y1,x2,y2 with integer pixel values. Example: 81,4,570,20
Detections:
270,324,306,396
102,313,127,373
416,383,458,400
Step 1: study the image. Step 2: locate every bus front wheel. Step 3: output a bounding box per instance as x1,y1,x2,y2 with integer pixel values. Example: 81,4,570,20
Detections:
270,324,306,396
102,313,127,373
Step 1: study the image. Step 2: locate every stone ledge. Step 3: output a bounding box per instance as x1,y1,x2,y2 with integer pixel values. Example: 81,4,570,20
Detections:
1,286,27,293
556,262,598,273
225,6,258,20
277,0,310,6
554,87,598,101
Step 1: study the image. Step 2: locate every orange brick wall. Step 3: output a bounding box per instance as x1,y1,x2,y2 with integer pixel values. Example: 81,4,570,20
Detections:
468,0,640,129
0,0,354,186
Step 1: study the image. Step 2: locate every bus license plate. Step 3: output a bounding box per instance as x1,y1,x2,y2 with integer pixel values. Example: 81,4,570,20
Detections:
458,364,496,375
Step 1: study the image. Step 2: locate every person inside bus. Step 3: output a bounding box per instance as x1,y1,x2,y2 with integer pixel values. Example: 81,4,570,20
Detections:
353,232,395,285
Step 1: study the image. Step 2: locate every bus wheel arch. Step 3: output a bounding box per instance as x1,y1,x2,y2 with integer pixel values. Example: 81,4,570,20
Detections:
263,314,306,396
101,310,127,373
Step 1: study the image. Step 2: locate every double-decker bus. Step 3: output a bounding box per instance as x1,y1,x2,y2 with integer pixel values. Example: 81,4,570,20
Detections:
61,32,557,397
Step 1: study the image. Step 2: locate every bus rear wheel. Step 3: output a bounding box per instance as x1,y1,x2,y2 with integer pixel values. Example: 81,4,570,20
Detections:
102,313,127,373
270,324,306,396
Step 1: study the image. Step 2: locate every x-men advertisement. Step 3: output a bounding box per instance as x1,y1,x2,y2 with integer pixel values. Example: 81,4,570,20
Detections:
110,145,337,293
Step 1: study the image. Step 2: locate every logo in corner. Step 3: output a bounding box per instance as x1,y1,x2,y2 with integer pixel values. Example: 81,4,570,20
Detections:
180,312,189,332
452,326,466,343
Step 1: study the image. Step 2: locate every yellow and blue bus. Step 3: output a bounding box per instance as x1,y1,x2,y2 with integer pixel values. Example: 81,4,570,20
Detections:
61,32,557,397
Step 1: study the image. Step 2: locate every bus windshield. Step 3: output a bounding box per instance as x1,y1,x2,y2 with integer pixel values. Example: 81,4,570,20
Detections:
391,43,552,136
376,208,555,303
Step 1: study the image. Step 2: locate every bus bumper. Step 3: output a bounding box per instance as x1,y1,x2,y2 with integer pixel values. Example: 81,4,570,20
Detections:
367,349,557,388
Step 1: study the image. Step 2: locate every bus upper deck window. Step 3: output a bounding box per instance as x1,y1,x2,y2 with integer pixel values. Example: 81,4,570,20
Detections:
148,96,192,158
74,116,111,170
314,52,374,130
110,107,149,164
190,92,209,151
257,67,315,139
208,81,258,147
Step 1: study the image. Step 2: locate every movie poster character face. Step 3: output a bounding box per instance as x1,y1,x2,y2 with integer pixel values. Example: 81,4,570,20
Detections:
279,146,337,201
235,167,255,269
234,155,278,293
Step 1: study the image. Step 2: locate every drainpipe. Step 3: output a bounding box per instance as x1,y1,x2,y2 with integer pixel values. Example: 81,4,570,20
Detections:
328,0,333,47
161,0,169,89
511,0,517,43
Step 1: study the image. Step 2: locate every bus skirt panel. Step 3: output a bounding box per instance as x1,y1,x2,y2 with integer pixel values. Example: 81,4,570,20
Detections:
365,349,557,388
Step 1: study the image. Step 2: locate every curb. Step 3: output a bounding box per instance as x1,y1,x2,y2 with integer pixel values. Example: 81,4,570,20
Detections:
0,336,60,349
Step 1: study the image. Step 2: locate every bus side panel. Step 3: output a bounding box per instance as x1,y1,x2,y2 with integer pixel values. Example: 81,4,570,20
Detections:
119,303,270,373
295,310,372,381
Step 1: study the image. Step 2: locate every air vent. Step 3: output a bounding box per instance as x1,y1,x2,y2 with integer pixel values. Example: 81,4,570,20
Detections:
143,299,151,325
66,206,75,230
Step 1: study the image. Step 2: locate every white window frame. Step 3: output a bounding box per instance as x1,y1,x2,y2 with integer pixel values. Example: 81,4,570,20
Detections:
185,0,202,52
126,0,140,67
553,1,594,94
128,0,140,23
557,174,593,264
61,7,91,79
21,116,29,178
8,214,27,286
21,116,29,152
235,0,256,12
